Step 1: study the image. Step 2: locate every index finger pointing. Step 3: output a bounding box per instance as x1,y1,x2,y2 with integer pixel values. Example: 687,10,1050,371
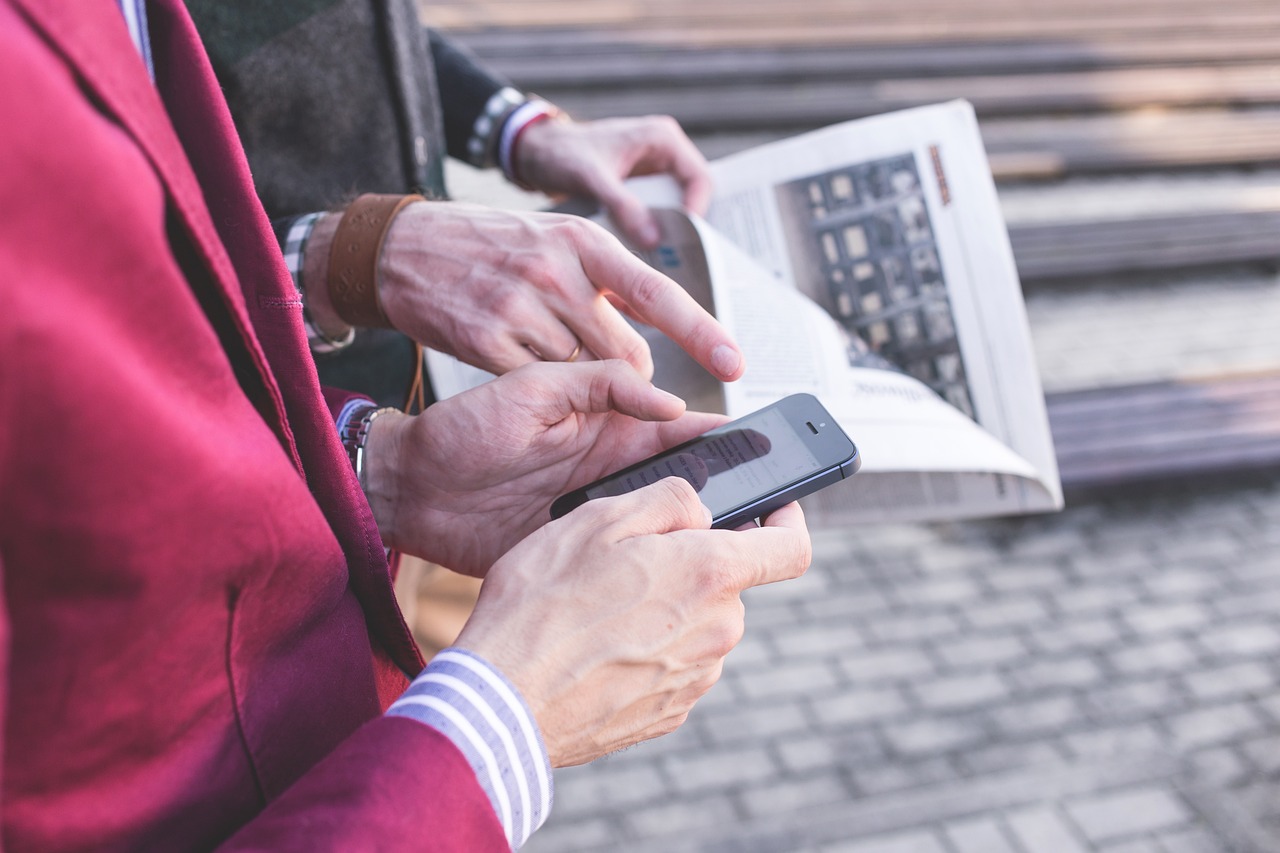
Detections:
579,238,745,382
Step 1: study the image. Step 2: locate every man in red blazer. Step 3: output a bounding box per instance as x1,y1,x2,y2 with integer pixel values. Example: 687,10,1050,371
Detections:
0,1,811,850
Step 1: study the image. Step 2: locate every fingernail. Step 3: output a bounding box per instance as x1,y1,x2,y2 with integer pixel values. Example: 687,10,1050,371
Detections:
701,503,713,527
639,223,661,247
711,345,742,378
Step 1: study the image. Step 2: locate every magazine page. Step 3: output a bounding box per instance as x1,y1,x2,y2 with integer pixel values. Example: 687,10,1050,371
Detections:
634,101,1062,514
684,214,1055,522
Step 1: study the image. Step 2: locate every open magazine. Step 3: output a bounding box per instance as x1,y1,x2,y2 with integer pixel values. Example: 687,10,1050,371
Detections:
428,100,1063,523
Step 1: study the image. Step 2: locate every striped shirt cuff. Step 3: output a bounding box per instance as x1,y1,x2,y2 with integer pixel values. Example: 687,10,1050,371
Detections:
498,99,560,184
279,212,356,354
388,648,554,850
465,86,525,168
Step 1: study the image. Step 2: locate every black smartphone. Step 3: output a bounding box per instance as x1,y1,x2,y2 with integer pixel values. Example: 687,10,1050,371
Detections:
551,393,860,529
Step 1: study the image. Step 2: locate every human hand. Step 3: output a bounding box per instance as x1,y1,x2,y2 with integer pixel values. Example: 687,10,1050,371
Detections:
362,359,727,577
453,477,812,767
513,115,713,249
372,200,743,381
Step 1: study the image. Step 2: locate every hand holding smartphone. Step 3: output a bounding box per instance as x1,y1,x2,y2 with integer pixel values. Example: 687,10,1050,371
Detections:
551,393,860,529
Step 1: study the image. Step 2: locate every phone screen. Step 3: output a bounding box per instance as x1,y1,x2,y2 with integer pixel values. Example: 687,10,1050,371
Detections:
583,406,820,519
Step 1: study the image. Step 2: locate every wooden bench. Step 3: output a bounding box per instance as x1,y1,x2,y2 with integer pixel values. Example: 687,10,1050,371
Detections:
1010,208,1280,281
1048,371,1280,496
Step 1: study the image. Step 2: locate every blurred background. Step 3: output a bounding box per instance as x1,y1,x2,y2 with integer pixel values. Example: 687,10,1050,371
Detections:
409,1,1280,849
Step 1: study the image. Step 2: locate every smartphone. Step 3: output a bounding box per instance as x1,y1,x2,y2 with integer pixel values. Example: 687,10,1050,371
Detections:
551,393,860,529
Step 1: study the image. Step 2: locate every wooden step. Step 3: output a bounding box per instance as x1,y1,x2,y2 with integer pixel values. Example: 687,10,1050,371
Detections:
540,64,1280,131
1047,371,1280,493
459,36,1280,86
1009,208,1280,280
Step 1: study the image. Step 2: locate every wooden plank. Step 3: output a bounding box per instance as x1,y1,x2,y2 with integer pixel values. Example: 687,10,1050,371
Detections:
981,109,1280,178
460,37,1280,89
437,16,1280,50
539,64,1280,131
688,110,1280,178
1047,372,1280,491
1009,209,1280,280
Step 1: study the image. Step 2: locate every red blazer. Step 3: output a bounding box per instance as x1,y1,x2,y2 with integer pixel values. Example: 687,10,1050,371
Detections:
0,0,504,849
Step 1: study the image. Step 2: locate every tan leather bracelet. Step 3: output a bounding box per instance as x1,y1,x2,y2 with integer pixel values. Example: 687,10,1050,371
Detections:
327,193,423,328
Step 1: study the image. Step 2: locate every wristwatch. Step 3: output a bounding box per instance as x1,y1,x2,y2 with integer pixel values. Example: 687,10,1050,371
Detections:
339,403,398,490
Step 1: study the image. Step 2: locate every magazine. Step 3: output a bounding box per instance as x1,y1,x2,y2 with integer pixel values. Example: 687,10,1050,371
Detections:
427,100,1063,523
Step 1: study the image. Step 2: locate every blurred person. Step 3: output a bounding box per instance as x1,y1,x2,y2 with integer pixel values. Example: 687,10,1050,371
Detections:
0,2,811,851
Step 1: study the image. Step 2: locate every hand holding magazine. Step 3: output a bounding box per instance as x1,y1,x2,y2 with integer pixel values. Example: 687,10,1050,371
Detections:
428,100,1063,524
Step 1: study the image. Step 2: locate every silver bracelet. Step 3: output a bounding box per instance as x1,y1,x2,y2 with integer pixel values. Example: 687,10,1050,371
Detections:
339,404,399,491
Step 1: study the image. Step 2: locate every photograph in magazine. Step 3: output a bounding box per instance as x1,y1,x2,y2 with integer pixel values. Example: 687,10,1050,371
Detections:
773,154,976,420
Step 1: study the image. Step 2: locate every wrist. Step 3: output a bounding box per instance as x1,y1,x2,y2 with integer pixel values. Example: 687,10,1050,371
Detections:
502,99,566,191
300,212,355,342
360,404,409,545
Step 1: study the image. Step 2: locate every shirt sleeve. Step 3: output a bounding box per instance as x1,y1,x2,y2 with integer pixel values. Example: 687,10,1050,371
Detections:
272,213,356,354
388,648,555,850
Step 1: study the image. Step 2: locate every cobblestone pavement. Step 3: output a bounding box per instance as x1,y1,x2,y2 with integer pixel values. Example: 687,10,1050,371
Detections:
527,478,1280,852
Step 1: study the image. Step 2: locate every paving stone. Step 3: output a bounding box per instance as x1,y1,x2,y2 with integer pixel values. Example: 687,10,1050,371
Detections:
774,730,887,774
1122,603,1213,637
1140,569,1223,601
812,687,911,728
1239,733,1280,774
523,816,619,853
771,622,867,661
1186,745,1251,788
1053,583,1142,616
1110,638,1202,676
553,763,667,817
890,575,984,607
624,793,740,840
700,700,812,747
851,757,960,797
1212,586,1280,621
911,672,1011,712
933,634,1028,669
883,717,987,759
865,612,962,644
1005,806,1091,853
991,695,1084,737
1011,655,1106,691
956,740,1065,775
1181,661,1276,703
664,745,779,795
737,660,841,701
1256,691,1280,725
1066,785,1193,843
964,595,1051,630
1099,839,1164,853
837,648,937,685
796,587,894,621
941,816,1019,853
739,771,853,820
1156,826,1231,853
1085,679,1184,724
1028,616,1125,655
1064,724,1167,759
983,562,1070,596
1168,702,1268,750
1198,623,1280,660
820,829,948,853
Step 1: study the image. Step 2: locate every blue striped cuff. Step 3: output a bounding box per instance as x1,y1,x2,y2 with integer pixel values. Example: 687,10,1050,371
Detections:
387,648,554,850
